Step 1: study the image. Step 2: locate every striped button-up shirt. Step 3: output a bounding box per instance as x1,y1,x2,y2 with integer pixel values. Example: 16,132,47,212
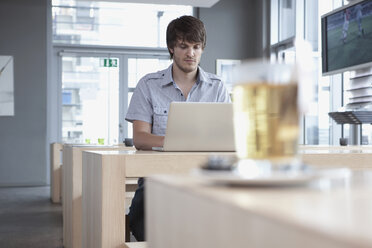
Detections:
125,64,230,136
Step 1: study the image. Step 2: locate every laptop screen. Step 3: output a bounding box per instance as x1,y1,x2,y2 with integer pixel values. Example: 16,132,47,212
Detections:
160,102,235,152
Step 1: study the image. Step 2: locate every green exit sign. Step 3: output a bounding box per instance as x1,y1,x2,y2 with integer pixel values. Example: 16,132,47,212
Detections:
101,58,118,67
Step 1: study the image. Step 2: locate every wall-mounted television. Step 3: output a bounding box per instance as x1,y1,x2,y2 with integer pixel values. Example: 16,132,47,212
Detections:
321,0,372,76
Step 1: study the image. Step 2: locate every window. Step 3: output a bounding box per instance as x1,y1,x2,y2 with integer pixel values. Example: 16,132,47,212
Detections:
52,0,193,47
61,56,119,144
270,0,296,44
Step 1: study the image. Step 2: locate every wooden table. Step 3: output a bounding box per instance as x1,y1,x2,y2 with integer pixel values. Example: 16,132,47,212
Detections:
62,144,135,248
147,170,372,248
80,147,372,248
81,150,236,248
299,145,372,150
301,148,372,169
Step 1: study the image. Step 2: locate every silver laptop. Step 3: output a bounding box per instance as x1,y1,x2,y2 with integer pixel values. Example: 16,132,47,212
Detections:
152,102,235,152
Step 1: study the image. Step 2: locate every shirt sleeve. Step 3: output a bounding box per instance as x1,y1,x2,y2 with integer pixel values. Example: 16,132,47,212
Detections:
217,82,232,103
125,77,153,124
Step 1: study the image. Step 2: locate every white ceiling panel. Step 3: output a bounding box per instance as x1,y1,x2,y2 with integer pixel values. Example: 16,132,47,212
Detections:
80,0,220,8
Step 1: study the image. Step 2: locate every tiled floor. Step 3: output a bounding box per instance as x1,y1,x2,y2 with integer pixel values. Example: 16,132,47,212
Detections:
0,186,62,248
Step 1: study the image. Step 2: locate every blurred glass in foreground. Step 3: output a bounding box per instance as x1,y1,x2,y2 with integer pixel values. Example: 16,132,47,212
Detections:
232,60,300,166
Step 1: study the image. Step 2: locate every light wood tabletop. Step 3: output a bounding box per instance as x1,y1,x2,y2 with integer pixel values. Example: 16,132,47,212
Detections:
147,170,372,248
300,147,372,169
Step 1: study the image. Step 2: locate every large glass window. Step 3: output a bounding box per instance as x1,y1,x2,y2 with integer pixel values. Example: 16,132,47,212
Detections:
61,56,119,145
271,0,296,44
52,0,193,47
279,0,296,41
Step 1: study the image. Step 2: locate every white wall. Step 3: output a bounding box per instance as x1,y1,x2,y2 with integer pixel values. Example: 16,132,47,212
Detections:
0,0,49,186
199,0,264,73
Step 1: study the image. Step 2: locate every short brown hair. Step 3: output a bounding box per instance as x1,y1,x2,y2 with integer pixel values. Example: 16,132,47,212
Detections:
166,15,206,59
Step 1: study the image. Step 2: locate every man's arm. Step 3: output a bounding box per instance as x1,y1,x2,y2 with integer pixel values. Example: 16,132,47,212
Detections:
133,120,165,150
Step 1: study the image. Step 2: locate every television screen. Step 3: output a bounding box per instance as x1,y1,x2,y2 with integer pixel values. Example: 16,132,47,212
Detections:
322,0,372,75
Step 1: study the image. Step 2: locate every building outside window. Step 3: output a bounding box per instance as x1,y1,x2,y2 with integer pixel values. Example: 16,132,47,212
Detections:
52,0,192,47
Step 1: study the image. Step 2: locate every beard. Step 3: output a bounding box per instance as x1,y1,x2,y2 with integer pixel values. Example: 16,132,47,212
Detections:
173,55,199,73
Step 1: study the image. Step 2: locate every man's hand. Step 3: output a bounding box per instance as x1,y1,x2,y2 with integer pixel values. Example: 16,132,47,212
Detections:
133,120,165,150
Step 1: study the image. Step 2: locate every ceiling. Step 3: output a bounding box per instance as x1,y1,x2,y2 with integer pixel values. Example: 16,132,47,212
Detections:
83,0,220,8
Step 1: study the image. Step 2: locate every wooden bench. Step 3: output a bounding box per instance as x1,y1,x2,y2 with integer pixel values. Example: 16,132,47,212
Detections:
50,142,63,203
124,242,147,248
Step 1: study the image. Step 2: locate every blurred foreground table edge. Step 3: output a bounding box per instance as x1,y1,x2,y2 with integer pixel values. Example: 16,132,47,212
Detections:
146,172,372,248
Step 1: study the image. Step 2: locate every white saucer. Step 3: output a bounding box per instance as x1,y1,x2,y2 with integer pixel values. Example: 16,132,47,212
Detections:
194,167,351,187
194,170,316,186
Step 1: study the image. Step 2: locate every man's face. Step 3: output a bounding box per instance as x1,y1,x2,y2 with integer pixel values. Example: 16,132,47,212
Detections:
170,40,203,74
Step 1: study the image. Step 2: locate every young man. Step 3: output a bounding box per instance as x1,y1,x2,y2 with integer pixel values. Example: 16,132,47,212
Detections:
125,15,230,241
341,9,350,44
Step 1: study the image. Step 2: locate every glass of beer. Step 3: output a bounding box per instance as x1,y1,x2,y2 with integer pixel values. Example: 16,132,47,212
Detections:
232,60,300,168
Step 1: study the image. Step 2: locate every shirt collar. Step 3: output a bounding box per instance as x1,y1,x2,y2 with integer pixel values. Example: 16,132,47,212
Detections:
161,64,174,87
197,66,211,85
161,64,210,87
